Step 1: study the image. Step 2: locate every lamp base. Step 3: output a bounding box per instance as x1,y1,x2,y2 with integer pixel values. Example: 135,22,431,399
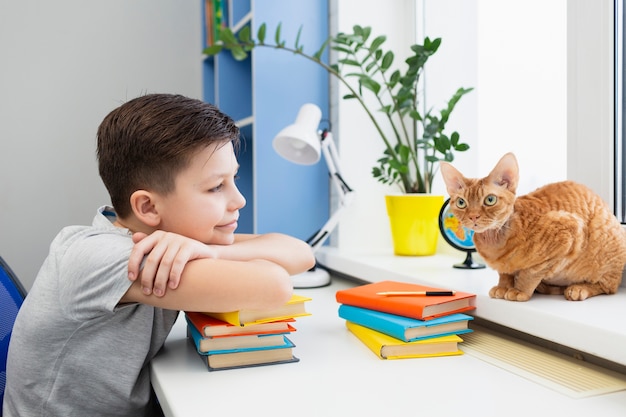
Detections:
292,266,331,288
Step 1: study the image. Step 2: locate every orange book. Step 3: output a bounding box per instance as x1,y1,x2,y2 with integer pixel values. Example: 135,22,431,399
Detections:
336,280,476,321
185,311,296,337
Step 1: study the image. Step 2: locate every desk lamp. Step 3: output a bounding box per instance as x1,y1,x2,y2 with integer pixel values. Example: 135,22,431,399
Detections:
273,103,354,288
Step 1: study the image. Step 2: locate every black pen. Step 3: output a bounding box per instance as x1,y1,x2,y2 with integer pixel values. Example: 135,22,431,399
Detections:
376,291,456,296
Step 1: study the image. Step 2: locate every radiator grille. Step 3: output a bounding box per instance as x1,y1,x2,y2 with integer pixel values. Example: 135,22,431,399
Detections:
462,325,626,398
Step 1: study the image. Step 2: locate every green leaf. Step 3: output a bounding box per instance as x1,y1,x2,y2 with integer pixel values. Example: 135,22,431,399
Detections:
408,110,422,121
359,76,381,94
450,132,460,146
231,46,248,61
313,37,330,60
203,45,223,56
338,58,361,66
238,25,251,43
435,135,451,153
220,28,238,45
361,26,372,42
257,23,266,43
440,87,474,125
381,51,394,71
294,26,303,50
331,45,353,54
455,143,470,151
369,35,386,52
380,105,392,114
275,23,282,45
424,37,442,53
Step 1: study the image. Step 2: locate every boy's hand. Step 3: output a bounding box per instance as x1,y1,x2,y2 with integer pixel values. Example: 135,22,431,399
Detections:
128,231,216,297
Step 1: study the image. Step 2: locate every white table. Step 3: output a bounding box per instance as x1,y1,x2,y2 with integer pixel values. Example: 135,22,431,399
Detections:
150,277,626,417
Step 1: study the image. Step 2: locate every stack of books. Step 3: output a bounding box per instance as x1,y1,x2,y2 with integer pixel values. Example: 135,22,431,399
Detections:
185,294,311,371
335,280,476,359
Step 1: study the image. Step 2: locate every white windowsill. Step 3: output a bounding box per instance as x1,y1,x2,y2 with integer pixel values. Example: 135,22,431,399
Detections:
316,246,626,368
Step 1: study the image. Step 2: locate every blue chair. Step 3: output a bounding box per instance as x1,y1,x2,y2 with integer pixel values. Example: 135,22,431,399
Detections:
0,256,26,414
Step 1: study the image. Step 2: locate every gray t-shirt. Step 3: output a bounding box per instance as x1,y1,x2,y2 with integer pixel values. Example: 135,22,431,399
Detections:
3,207,179,417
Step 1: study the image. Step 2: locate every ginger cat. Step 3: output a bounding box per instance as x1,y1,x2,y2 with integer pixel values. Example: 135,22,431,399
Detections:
440,152,626,301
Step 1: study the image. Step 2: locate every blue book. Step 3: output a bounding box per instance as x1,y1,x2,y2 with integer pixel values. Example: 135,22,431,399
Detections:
188,320,294,354
338,304,473,342
187,321,299,371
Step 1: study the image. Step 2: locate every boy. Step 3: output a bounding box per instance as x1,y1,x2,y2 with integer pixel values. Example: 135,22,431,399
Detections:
3,94,315,416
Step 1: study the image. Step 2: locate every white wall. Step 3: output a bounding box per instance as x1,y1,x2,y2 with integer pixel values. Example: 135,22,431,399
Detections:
0,0,202,289
333,0,568,253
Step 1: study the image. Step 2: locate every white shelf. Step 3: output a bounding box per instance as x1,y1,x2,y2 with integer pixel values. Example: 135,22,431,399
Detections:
316,246,626,368
230,12,252,33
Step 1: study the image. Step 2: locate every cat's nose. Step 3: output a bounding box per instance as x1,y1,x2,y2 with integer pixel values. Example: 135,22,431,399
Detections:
469,214,480,222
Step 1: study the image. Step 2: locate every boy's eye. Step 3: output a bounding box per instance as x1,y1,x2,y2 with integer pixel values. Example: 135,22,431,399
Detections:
455,198,467,209
209,183,224,192
484,195,497,206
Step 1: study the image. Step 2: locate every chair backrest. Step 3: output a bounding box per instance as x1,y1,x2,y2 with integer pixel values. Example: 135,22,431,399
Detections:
0,256,26,414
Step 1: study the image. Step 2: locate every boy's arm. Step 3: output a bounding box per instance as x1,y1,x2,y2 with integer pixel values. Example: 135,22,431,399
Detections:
126,230,315,299
220,233,314,275
121,257,295,312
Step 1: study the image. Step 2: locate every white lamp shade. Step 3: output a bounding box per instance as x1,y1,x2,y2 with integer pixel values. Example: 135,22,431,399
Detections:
272,103,322,165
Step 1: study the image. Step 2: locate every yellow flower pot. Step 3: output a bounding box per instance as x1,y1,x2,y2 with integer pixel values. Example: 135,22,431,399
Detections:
385,194,444,256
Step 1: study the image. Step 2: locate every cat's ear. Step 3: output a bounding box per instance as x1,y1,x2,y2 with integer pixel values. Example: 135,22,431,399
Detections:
488,152,519,192
440,161,467,195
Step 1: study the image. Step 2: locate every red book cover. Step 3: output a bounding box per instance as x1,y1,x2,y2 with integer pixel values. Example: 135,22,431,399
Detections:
185,311,295,338
335,280,476,320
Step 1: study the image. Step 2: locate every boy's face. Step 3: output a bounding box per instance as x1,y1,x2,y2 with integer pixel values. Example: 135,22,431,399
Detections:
155,141,246,245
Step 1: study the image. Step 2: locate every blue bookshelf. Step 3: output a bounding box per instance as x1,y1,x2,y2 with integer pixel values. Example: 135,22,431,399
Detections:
202,0,329,241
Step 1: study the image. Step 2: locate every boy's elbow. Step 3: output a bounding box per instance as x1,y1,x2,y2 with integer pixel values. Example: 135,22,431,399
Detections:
304,251,316,271
297,240,316,272
276,277,295,304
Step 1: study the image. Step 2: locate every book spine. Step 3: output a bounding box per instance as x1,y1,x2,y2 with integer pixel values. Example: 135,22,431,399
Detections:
338,305,408,341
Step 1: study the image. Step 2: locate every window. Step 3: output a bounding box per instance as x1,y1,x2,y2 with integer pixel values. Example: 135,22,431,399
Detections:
617,0,625,222
331,0,617,252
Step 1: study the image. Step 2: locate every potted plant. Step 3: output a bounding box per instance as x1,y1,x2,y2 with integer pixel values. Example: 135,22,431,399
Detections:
205,24,473,255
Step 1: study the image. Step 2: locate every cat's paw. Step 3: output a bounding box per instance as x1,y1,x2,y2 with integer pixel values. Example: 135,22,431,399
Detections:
503,288,531,302
489,286,508,299
564,285,591,301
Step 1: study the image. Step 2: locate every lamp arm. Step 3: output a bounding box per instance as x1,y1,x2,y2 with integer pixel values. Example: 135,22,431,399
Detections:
306,131,355,252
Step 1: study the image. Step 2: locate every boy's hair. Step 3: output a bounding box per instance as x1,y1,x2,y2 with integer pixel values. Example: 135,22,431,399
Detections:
97,94,240,218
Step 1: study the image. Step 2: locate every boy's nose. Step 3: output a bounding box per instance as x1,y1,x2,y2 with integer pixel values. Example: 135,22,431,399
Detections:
232,188,246,210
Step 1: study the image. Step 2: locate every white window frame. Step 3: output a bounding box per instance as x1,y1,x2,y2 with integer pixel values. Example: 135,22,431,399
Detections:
567,0,615,210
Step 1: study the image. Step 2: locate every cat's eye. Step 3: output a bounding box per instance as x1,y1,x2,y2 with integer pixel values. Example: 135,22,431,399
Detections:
484,195,497,206
455,198,467,209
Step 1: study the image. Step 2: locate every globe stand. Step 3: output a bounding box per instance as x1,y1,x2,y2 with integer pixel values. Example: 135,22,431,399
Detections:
454,251,485,270
438,198,485,270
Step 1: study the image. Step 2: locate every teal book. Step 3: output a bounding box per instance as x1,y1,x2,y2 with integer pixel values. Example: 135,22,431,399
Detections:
338,304,473,342
187,321,299,371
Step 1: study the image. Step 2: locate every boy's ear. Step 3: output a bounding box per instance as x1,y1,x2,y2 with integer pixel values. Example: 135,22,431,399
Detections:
129,190,160,227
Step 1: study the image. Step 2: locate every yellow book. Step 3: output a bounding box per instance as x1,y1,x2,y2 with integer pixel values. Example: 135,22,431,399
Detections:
202,294,312,326
346,321,463,359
